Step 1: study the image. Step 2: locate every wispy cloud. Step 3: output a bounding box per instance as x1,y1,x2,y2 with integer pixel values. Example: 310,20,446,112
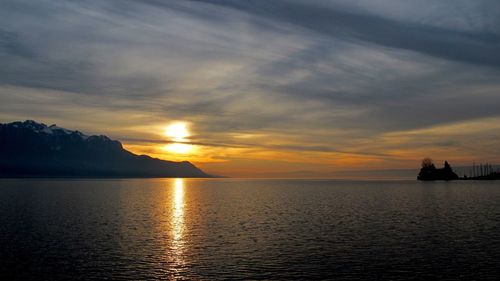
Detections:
1,0,499,177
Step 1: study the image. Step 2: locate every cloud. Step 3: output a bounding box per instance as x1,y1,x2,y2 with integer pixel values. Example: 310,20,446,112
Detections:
1,0,500,176
191,0,500,67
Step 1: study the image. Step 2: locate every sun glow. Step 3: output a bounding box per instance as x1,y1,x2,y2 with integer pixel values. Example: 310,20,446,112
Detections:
165,122,190,141
164,122,193,154
163,143,192,154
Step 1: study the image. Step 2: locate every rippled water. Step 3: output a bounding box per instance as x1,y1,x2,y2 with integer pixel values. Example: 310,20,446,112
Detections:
1,179,500,280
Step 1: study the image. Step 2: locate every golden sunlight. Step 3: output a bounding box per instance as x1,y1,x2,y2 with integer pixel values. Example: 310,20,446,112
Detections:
163,122,194,154
165,122,190,141
172,178,185,242
163,143,193,154
170,178,186,266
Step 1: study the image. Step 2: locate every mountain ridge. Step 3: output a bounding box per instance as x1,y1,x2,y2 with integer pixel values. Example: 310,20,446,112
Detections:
0,120,211,178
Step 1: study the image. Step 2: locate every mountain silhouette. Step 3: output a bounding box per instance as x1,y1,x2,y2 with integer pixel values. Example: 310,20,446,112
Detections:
0,120,210,178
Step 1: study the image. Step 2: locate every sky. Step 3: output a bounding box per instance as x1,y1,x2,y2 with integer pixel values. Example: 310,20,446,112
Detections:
1,0,500,178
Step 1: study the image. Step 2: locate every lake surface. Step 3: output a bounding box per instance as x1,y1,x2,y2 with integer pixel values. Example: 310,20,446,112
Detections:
1,179,500,280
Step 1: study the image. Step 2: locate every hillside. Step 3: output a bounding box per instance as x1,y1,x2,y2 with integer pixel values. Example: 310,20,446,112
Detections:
0,120,210,178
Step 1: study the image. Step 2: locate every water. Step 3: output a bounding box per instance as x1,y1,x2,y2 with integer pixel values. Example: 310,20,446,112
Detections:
1,179,500,280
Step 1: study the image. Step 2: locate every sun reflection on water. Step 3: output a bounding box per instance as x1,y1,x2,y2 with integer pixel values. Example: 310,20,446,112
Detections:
172,178,185,242
170,178,186,270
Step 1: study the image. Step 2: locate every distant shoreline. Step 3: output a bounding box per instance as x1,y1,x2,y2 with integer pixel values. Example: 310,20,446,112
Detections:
0,176,409,180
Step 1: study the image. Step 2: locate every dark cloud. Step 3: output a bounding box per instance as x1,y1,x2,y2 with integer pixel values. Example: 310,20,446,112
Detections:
0,30,36,59
192,0,500,68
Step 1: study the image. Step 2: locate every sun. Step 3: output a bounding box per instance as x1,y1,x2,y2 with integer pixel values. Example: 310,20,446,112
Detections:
165,122,189,141
163,122,193,154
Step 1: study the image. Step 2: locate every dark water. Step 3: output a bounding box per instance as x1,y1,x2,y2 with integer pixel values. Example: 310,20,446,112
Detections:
1,179,500,280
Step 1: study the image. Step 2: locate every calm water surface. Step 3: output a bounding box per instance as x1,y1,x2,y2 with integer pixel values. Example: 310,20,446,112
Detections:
1,179,500,280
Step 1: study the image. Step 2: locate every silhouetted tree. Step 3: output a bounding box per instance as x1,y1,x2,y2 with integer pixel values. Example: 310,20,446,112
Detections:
444,161,451,171
418,158,458,181
421,158,435,169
